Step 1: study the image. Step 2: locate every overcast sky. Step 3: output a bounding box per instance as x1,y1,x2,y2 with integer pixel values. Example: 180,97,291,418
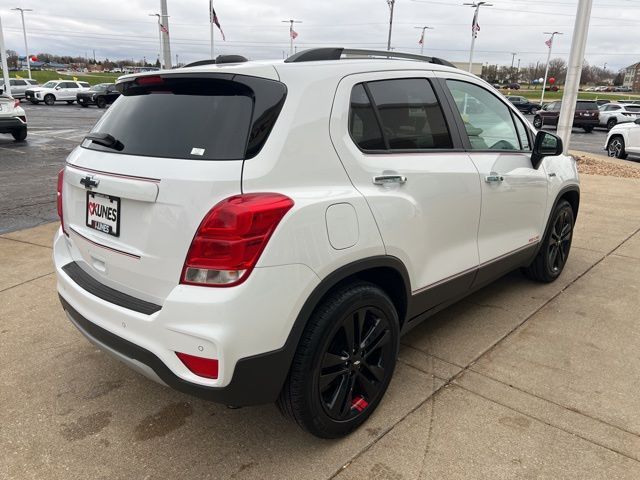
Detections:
1,0,639,71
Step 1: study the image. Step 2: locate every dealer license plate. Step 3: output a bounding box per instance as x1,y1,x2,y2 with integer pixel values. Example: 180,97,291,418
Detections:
86,192,120,237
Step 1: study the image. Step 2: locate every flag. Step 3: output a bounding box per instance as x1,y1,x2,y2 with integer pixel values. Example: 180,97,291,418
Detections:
290,29,298,40
545,37,553,48
160,23,169,35
418,31,424,45
209,1,226,41
472,9,480,38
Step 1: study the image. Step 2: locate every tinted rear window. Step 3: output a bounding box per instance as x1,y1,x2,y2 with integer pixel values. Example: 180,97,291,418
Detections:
576,101,598,110
626,105,640,112
84,75,286,160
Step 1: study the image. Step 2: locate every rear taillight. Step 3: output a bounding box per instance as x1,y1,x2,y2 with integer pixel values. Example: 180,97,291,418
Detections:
14,99,20,108
57,168,67,235
181,193,294,287
176,352,218,379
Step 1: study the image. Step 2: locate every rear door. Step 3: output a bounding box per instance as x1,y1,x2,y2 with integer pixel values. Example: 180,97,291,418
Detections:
439,75,547,282
61,73,286,304
330,72,481,313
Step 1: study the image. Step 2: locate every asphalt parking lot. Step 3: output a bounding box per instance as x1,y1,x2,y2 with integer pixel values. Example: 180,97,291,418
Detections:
1,173,639,479
0,104,637,236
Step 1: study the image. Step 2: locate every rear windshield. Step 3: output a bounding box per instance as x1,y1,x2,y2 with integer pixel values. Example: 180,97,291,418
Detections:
576,101,598,110
84,74,286,161
625,105,640,112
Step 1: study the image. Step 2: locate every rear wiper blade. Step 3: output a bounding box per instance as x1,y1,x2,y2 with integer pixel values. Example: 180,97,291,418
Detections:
84,132,124,151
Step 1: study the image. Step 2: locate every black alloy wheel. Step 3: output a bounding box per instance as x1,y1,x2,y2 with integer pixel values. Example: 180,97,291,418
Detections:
96,96,107,108
278,282,399,438
533,116,543,129
318,305,394,422
44,94,55,106
607,136,627,159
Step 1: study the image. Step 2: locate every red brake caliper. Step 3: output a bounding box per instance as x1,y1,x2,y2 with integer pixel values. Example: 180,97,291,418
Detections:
351,395,368,412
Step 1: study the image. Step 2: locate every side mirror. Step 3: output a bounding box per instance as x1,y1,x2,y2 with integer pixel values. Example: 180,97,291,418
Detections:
55,86,61,90
531,131,563,169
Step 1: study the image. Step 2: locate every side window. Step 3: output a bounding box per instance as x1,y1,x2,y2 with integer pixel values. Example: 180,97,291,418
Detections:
349,84,386,150
552,103,561,112
366,78,453,150
60,82,74,88
15,80,27,86
446,80,521,151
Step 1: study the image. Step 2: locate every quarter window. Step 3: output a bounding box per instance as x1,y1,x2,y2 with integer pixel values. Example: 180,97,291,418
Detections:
349,84,385,150
447,80,522,151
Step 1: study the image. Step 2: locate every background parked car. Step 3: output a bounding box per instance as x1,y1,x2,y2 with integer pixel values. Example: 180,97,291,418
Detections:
605,118,640,159
502,82,520,90
533,100,599,132
0,92,27,141
598,103,640,131
507,96,541,114
76,83,120,108
25,80,91,105
0,78,39,99
595,99,610,107
545,85,559,92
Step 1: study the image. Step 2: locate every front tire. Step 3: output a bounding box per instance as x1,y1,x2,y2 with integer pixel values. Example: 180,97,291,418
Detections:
278,282,399,438
96,97,107,108
11,127,27,142
583,126,593,133
522,199,574,283
607,136,628,159
44,94,55,106
533,115,543,129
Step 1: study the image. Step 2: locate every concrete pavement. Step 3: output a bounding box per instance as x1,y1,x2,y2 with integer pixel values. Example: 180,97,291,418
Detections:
1,173,639,479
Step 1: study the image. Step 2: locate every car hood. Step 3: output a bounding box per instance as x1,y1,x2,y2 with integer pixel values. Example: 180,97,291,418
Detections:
611,122,639,132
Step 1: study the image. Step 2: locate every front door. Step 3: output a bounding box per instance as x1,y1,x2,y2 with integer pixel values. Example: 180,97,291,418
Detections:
330,72,482,315
439,75,548,284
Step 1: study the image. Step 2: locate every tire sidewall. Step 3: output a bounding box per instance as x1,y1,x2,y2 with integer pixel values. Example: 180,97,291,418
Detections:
543,201,574,280
297,284,399,438
44,94,55,106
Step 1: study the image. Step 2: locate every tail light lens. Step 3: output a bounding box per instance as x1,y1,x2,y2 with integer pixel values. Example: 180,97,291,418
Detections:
181,193,294,287
14,99,20,108
57,168,68,235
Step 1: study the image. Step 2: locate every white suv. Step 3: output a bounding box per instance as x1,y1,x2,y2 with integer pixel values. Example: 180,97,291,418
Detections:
598,102,640,131
25,80,90,105
54,49,579,438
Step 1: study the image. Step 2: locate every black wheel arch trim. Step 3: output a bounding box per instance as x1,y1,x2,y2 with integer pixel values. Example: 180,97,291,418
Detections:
534,185,580,258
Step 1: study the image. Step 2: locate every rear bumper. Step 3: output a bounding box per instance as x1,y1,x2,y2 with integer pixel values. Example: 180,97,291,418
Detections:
54,228,319,406
573,118,599,127
0,117,26,133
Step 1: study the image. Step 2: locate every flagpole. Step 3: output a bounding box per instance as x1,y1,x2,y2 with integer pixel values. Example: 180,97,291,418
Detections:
386,0,395,51
464,2,492,73
414,26,433,56
210,22,214,58
281,19,301,57
209,0,214,58
149,13,162,68
540,31,562,105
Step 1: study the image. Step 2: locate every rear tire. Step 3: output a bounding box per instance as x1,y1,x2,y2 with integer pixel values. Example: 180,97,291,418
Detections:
278,282,399,438
11,127,27,142
533,115,543,129
96,97,107,108
583,126,593,133
522,199,574,283
607,136,628,159
80,102,89,108
607,118,617,131
44,94,55,106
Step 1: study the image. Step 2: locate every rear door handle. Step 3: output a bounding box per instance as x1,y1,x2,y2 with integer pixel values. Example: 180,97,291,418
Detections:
373,175,407,186
485,172,504,183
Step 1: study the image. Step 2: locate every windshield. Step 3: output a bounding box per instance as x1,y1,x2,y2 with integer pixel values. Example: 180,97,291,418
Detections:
42,81,57,88
576,101,598,110
90,84,109,92
85,75,286,161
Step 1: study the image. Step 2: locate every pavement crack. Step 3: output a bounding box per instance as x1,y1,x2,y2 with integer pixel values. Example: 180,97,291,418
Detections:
0,272,54,294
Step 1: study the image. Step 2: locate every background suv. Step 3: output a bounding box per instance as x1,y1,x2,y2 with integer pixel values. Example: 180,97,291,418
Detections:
0,78,39,98
76,83,120,108
0,92,27,141
508,95,541,114
598,103,640,131
533,100,599,132
605,118,640,159
25,80,90,105
54,49,579,438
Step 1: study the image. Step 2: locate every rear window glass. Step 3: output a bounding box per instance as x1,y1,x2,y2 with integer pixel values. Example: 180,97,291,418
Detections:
576,101,598,110
626,105,640,112
84,75,286,160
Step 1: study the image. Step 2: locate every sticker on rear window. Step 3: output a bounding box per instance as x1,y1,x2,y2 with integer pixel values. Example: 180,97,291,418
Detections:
190,147,205,156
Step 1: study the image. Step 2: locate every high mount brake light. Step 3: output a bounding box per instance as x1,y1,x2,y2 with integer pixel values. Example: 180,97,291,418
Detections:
57,168,67,235
136,75,164,86
181,193,294,287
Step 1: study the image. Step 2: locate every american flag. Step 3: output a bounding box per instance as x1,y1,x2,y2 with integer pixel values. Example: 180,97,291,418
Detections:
209,1,226,41
159,23,169,35
545,37,553,48
290,28,298,40
418,31,424,45
472,9,480,38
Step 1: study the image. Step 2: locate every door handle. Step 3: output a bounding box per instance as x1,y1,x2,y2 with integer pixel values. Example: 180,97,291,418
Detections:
373,175,407,186
485,172,504,183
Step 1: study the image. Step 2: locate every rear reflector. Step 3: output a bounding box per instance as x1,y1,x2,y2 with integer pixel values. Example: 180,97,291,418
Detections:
181,193,294,287
175,352,219,379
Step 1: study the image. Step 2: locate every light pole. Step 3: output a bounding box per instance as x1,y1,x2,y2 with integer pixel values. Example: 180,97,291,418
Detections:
387,0,396,51
540,31,562,105
159,0,172,69
149,14,163,68
281,19,302,56
414,26,434,56
11,7,33,79
557,0,592,153
1,16,13,96
464,2,492,73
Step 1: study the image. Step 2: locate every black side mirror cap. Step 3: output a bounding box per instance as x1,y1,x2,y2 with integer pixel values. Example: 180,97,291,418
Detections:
531,130,563,169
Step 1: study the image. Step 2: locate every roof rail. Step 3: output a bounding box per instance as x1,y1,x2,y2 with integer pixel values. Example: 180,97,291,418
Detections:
284,48,456,68
184,55,248,68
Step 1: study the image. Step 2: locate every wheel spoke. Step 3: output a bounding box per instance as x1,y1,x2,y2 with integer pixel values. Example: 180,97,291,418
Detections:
354,309,366,350
361,318,384,350
549,244,559,269
560,223,572,240
357,372,379,399
363,362,385,382
322,352,347,370
339,375,356,418
319,368,348,392
558,244,566,265
343,318,355,354
327,374,351,417
364,330,391,359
